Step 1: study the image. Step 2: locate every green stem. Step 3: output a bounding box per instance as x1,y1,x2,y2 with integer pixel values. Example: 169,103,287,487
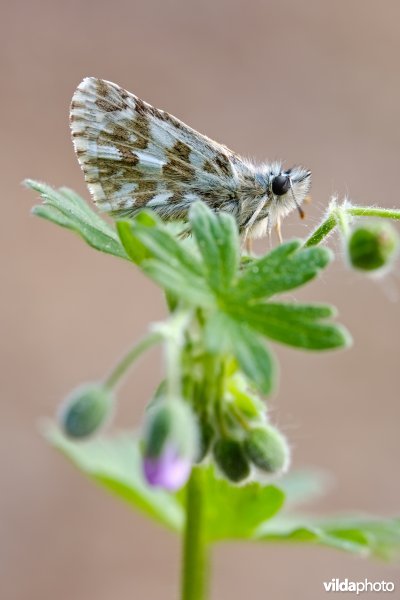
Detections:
347,206,400,220
164,309,192,401
303,212,337,247
335,206,351,238
304,204,400,247
181,467,209,600
103,332,161,390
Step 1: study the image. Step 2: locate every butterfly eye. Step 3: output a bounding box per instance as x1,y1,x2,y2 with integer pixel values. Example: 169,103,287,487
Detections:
272,174,291,196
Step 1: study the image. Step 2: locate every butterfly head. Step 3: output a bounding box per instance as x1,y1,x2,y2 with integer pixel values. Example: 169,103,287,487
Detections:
268,164,312,220
269,164,312,219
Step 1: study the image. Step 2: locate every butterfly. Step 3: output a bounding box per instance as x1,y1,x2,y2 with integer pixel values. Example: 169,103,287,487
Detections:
70,77,311,245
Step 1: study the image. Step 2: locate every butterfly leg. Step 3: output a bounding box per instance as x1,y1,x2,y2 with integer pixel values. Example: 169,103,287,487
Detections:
244,236,253,255
241,228,253,255
275,216,283,244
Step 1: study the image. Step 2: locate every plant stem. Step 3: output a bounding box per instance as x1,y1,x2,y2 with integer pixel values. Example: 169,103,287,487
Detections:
163,308,192,401
103,332,161,390
304,204,400,247
303,212,337,247
347,206,400,220
181,467,209,600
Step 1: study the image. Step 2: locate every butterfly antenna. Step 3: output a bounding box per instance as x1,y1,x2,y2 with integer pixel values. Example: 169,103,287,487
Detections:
289,179,305,219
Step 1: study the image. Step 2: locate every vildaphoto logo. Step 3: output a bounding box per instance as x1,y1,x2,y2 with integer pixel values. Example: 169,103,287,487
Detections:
323,579,395,594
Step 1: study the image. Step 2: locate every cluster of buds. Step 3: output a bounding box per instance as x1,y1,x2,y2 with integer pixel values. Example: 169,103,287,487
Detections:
212,424,290,484
58,368,290,492
141,368,290,489
209,372,290,484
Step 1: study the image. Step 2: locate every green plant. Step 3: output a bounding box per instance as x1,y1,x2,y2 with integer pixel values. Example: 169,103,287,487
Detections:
27,180,400,600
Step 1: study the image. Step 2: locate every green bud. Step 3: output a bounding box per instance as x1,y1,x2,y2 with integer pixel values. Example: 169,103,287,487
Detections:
213,438,250,483
244,425,290,474
59,383,113,439
348,222,399,272
227,374,266,422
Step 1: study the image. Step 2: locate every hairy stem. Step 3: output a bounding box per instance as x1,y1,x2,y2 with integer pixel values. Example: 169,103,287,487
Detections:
304,213,337,247
163,308,192,401
103,332,161,390
181,467,210,600
304,204,400,247
348,206,400,220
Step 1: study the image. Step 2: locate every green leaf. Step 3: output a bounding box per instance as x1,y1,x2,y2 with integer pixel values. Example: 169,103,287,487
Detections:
131,221,205,278
44,423,184,531
116,216,215,307
235,241,332,300
117,215,158,265
190,202,239,294
46,423,399,557
227,302,352,350
257,515,400,559
46,422,284,541
142,261,214,307
205,312,276,395
188,465,284,541
317,517,400,560
26,180,127,259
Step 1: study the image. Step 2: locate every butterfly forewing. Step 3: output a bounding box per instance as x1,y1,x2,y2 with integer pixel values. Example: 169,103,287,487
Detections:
70,77,244,220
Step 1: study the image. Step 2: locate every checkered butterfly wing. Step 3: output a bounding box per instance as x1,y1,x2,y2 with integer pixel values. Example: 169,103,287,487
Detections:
70,77,246,220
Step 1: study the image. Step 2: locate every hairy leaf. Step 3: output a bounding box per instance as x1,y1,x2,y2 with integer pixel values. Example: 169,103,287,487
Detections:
257,515,400,559
27,180,127,259
235,242,332,300
227,302,352,350
190,202,239,294
180,466,284,541
45,424,183,531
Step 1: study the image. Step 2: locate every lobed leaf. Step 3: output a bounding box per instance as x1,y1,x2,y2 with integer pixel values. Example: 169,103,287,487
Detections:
27,180,127,259
117,216,214,307
257,515,400,560
46,424,399,558
46,424,283,540
183,466,285,542
142,261,214,307
235,241,332,300
190,202,240,294
44,423,184,531
227,302,352,350
129,219,204,277
117,215,158,265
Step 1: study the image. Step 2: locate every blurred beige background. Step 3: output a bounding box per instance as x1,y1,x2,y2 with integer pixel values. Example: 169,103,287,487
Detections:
2,1,400,598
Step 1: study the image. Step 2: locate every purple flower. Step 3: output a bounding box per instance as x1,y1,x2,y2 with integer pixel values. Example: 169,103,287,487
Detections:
143,444,192,491
142,399,199,491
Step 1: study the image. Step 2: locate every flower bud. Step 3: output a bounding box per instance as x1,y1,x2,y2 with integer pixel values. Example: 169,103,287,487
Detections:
213,438,250,483
228,374,266,423
244,425,290,475
142,400,198,491
59,383,113,439
348,222,399,272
